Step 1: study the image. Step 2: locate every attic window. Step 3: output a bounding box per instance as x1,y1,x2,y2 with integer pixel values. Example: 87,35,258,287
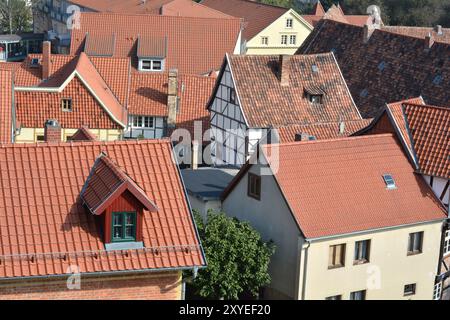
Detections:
433,75,443,85
312,64,319,73
30,58,40,68
382,174,396,190
378,61,386,71
61,98,72,112
139,59,164,72
360,89,369,98
286,18,293,28
112,212,136,242
306,93,323,104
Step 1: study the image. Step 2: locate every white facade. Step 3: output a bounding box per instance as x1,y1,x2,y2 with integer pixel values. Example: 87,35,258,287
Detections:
423,175,449,212
124,115,166,139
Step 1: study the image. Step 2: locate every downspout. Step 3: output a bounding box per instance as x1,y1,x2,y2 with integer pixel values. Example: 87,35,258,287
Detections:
296,239,311,300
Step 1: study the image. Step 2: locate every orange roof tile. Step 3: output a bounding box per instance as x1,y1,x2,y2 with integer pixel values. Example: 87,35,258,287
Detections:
200,0,288,41
302,3,370,27
0,70,13,144
262,134,447,238
276,119,372,143
129,72,215,137
70,13,241,75
0,139,205,278
382,26,450,44
215,53,361,128
68,126,98,142
403,103,449,179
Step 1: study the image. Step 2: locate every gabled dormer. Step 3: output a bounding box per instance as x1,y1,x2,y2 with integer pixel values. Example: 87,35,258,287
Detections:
137,35,167,72
81,152,158,250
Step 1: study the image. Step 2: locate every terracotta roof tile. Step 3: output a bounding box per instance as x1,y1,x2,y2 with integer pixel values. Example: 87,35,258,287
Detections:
302,3,370,27
129,72,215,137
200,0,288,40
68,126,98,142
298,19,450,118
403,103,449,179
70,13,241,74
276,119,372,143
0,70,13,144
382,26,450,44
221,53,361,127
0,139,205,278
263,134,447,238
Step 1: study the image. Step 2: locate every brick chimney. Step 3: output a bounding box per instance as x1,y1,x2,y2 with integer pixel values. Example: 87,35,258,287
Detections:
425,33,434,49
167,69,178,128
44,120,61,143
42,41,51,80
363,24,376,43
278,55,291,86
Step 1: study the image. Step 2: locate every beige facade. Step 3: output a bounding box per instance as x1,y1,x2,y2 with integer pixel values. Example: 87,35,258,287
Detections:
244,9,313,55
299,221,443,300
15,128,122,143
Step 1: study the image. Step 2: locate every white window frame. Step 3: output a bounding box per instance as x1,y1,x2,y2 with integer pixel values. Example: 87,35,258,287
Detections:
281,35,288,45
286,18,293,28
261,36,269,46
131,115,155,129
444,230,450,255
139,58,165,72
61,98,72,112
289,34,297,45
433,282,442,300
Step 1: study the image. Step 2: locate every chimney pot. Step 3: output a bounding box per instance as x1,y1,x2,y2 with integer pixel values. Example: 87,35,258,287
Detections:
44,119,61,143
435,25,443,35
363,24,376,43
278,55,291,86
167,69,178,128
425,33,434,49
42,41,51,80
191,140,199,170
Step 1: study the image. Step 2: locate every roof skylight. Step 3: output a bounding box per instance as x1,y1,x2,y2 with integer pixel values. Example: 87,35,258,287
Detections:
382,174,397,190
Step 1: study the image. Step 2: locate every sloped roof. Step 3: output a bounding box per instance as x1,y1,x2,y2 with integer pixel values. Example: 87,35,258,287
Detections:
0,139,205,278
382,26,450,44
276,119,372,143
70,0,232,18
302,3,370,27
129,72,215,137
68,126,98,142
262,134,447,238
297,19,450,118
200,0,289,40
403,103,449,179
0,70,13,144
81,153,158,215
212,53,361,128
70,13,241,74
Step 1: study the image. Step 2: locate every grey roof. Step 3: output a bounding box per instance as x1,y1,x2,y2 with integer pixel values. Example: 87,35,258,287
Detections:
181,167,239,201
0,33,44,42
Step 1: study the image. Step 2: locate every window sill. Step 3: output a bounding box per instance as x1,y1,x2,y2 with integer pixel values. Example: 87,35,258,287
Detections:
353,259,369,266
403,293,415,297
407,251,422,256
105,241,144,251
328,265,344,270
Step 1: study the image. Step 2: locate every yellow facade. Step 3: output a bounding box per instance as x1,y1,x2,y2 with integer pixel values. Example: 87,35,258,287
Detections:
245,9,313,55
298,221,443,300
15,128,122,143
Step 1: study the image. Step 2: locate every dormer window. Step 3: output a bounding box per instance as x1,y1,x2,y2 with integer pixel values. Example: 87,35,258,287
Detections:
112,212,137,242
306,93,323,104
304,86,324,104
139,59,164,72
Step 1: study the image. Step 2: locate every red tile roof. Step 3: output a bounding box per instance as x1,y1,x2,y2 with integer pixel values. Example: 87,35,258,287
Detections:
382,26,450,44
130,72,215,137
302,3,370,27
68,126,98,142
81,153,158,215
297,19,450,118
70,13,241,75
262,134,447,238
213,53,361,128
0,139,205,278
0,70,13,144
276,119,372,143
200,0,289,40
70,0,232,18
403,103,449,179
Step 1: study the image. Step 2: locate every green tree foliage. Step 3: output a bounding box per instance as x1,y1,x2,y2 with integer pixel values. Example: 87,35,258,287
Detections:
192,210,275,300
0,0,33,34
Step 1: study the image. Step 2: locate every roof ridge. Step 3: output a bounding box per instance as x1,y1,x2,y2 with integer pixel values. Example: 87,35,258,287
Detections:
275,118,371,129
269,133,395,147
79,11,241,21
402,103,450,111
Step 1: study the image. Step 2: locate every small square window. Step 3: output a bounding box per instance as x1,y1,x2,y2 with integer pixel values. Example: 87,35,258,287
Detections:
404,284,416,296
407,232,423,255
112,212,136,242
36,135,45,143
382,174,396,189
61,98,72,112
328,244,346,269
350,290,366,300
152,60,162,71
286,18,293,28
248,173,261,200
